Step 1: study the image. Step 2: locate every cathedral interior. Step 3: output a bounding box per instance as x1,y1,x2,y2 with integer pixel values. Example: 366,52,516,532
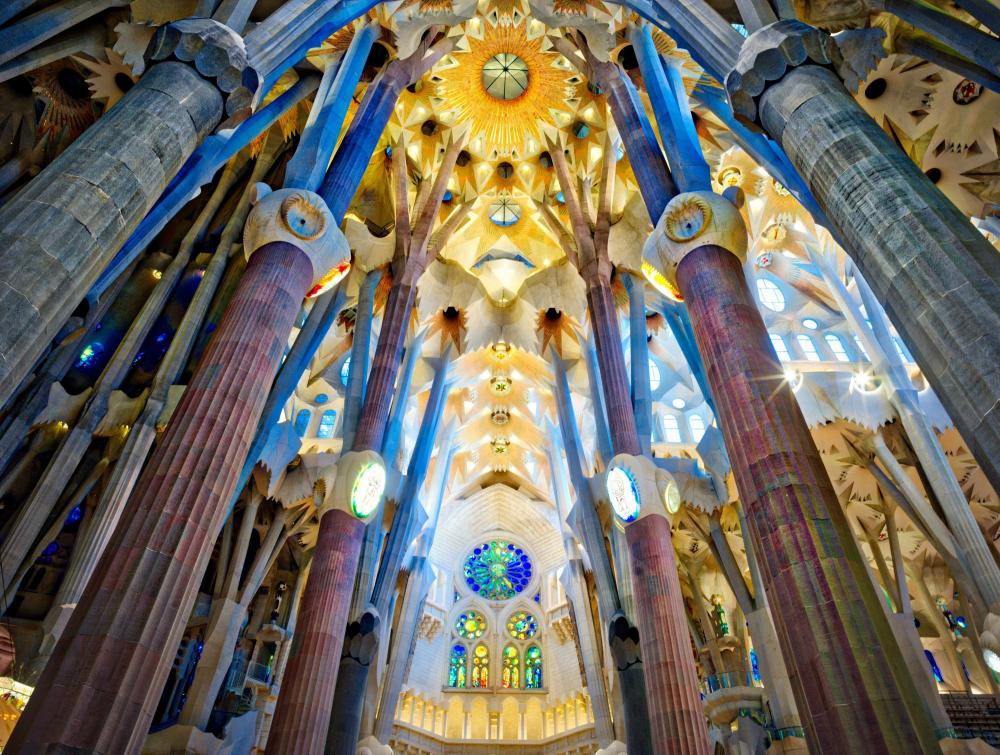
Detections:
0,0,999,753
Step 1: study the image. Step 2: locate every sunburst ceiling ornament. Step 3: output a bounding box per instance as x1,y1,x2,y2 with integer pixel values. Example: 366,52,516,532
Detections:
432,19,578,157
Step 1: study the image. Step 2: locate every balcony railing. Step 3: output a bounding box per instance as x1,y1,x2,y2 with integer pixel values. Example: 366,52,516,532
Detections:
700,671,763,696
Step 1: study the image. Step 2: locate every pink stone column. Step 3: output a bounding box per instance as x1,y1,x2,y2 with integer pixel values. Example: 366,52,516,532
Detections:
266,509,365,755
626,513,710,755
6,241,312,755
676,244,931,753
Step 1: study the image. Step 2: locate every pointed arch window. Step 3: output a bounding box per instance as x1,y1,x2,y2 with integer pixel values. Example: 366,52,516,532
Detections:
502,645,520,689
294,409,311,437
525,645,543,689
472,644,490,688
317,410,337,439
449,644,467,688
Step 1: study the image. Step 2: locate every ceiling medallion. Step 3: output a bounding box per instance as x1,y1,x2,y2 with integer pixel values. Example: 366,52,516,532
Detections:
482,53,529,100
490,375,512,396
433,21,578,156
491,436,511,455
491,408,510,426
491,341,511,360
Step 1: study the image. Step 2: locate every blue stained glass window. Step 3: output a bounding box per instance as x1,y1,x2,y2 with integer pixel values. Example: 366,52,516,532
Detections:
317,410,337,439
925,649,944,683
76,342,104,369
525,645,542,689
340,357,352,386
449,644,467,688
294,409,311,437
750,648,761,683
463,540,533,600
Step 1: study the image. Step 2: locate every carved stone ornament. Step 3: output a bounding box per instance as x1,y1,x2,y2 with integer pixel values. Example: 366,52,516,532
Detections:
145,17,259,116
643,191,748,290
244,184,351,288
725,19,844,126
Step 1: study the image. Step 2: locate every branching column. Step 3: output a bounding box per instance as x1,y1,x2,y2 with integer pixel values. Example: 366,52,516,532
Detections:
6,183,346,753
726,19,1000,498
543,137,708,753
267,133,464,755
646,189,937,753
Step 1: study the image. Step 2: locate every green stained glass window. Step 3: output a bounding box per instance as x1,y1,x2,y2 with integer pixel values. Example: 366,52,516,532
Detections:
525,645,542,688
449,644,467,688
455,610,487,640
506,611,538,640
464,540,532,601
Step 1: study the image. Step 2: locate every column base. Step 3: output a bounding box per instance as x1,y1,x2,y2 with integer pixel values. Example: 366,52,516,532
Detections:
596,741,627,755
144,712,258,755
357,735,393,754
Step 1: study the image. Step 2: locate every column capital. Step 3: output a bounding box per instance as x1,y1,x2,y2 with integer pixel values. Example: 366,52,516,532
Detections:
244,185,350,288
603,453,680,525
726,20,842,125
643,191,747,292
145,17,259,117
317,450,387,521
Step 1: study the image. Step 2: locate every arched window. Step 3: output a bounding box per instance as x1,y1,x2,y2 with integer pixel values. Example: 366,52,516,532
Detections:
340,356,352,386
525,645,543,689
688,414,706,442
769,333,791,362
825,334,850,362
796,334,820,362
449,644,467,688
756,278,785,312
294,409,311,437
502,645,520,689
648,359,661,391
317,410,337,439
472,644,490,688
662,414,682,443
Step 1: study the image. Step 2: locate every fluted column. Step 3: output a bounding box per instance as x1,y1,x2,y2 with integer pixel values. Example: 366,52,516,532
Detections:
267,509,367,754
646,190,936,753
608,455,711,755
5,182,345,754
7,243,312,753
0,18,254,410
727,19,1000,496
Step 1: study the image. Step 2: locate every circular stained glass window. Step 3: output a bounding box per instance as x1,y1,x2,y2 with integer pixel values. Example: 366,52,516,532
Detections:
455,610,487,640
507,611,538,640
482,53,529,100
464,540,533,600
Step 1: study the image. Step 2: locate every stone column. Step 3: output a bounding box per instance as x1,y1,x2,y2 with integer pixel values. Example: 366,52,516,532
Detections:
646,190,937,753
5,183,344,754
0,18,255,409
726,19,1000,496
265,452,387,755
324,610,380,754
607,455,711,755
